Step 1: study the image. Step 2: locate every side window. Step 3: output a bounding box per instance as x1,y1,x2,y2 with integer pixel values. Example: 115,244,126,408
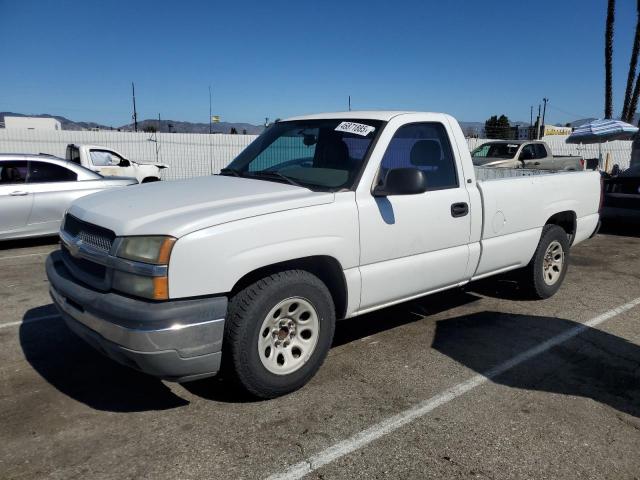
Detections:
28,161,77,183
90,150,122,166
534,144,547,159
0,161,28,184
519,144,536,160
380,122,458,191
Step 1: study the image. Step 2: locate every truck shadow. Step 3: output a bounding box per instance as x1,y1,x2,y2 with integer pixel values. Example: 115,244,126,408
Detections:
599,221,640,239
21,294,640,416
19,308,189,412
431,311,640,418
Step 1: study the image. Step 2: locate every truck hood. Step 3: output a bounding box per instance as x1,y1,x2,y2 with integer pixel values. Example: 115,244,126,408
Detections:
68,176,334,237
472,157,518,167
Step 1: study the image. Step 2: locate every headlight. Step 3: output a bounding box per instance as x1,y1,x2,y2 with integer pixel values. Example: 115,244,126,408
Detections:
113,235,175,300
113,271,169,300
116,236,176,264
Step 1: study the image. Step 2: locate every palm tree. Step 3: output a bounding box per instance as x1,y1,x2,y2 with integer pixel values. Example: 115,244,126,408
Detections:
605,0,616,119
622,1,640,122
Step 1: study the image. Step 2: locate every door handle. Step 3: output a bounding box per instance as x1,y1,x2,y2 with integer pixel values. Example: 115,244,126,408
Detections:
534,162,540,166
10,191,28,196
451,202,469,218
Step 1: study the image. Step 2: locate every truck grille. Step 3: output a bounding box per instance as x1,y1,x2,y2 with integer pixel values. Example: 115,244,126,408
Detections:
63,214,115,253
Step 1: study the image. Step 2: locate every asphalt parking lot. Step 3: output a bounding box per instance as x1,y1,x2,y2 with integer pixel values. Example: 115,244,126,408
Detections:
1,226,640,480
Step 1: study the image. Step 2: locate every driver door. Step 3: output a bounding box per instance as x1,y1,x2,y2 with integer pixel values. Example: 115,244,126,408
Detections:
0,160,33,234
89,149,134,177
356,122,472,311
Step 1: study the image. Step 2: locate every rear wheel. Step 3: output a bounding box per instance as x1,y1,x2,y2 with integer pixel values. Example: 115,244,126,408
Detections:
519,224,570,299
223,270,335,399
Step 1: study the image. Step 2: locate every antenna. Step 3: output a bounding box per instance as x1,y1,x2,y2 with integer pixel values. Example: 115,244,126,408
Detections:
348,95,351,111
131,82,138,132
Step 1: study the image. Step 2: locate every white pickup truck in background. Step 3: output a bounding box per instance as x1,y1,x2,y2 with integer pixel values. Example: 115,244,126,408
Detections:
46,111,601,399
65,144,168,183
471,140,585,171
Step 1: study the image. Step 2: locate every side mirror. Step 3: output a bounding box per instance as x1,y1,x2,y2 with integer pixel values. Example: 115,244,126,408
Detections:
119,159,131,167
373,168,428,197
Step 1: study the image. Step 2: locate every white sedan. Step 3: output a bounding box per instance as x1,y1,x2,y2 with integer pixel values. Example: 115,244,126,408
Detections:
0,154,137,241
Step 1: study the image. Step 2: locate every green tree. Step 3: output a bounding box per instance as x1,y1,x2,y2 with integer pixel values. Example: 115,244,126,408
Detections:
484,115,511,139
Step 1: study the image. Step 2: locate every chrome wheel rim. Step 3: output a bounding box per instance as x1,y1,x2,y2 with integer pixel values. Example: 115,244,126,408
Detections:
258,297,320,375
543,240,564,286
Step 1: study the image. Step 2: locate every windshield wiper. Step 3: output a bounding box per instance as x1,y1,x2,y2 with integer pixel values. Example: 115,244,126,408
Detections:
246,171,308,189
219,167,243,177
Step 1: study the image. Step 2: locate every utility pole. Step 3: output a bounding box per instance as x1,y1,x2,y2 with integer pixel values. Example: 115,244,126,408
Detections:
536,104,542,140
530,106,533,140
131,82,138,132
209,85,212,134
348,95,351,111
541,98,549,135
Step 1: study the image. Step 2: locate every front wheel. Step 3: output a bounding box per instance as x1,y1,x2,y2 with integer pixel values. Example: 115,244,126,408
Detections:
519,224,570,299
223,270,335,399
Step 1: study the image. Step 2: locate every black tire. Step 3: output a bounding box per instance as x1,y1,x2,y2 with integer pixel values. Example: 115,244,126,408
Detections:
223,270,335,399
519,224,570,299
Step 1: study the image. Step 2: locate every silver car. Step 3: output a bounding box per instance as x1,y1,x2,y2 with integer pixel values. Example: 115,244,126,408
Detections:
0,154,138,241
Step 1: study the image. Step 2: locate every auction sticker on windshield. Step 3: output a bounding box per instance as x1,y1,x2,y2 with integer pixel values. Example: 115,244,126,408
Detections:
335,122,376,136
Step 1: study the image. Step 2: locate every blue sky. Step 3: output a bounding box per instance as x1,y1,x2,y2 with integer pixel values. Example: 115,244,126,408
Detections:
0,0,638,126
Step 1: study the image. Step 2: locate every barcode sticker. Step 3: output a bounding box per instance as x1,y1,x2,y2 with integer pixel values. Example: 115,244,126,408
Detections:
335,122,376,136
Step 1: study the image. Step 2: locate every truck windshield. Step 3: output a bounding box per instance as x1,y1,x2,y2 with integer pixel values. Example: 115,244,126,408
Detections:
471,143,519,160
224,119,384,191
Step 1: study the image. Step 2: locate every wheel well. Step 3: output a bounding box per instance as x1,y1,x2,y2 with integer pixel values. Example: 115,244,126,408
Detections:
545,211,577,244
141,176,160,183
230,256,348,320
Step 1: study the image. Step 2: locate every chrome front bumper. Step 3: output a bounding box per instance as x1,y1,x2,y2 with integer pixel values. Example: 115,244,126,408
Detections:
46,251,227,382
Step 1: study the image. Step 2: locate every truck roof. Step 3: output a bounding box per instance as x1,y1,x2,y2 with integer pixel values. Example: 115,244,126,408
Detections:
283,111,436,122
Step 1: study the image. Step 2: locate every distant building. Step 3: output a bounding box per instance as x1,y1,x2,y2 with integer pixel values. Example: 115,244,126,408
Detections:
4,116,62,130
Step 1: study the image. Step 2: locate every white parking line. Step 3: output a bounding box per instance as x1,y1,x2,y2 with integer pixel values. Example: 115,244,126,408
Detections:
0,252,50,261
265,296,640,480
0,314,60,330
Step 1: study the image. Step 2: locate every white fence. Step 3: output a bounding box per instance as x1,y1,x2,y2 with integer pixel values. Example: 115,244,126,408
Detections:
0,129,258,180
0,129,634,180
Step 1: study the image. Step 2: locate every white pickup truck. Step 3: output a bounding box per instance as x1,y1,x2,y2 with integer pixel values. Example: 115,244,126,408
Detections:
46,111,601,398
65,144,168,183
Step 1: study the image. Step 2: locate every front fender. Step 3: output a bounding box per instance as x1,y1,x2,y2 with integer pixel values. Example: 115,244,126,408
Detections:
167,195,359,299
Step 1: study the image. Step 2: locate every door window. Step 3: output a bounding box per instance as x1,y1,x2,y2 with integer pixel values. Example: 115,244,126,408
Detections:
519,144,536,160
0,161,28,184
90,150,123,166
380,122,458,190
534,144,547,159
28,161,77,183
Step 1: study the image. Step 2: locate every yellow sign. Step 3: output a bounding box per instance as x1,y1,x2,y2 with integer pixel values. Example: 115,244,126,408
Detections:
544,125,572,136
211,115,220,123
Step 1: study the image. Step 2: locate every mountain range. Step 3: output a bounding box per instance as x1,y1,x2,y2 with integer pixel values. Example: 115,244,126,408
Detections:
1,112,604,136
0,112,265,135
